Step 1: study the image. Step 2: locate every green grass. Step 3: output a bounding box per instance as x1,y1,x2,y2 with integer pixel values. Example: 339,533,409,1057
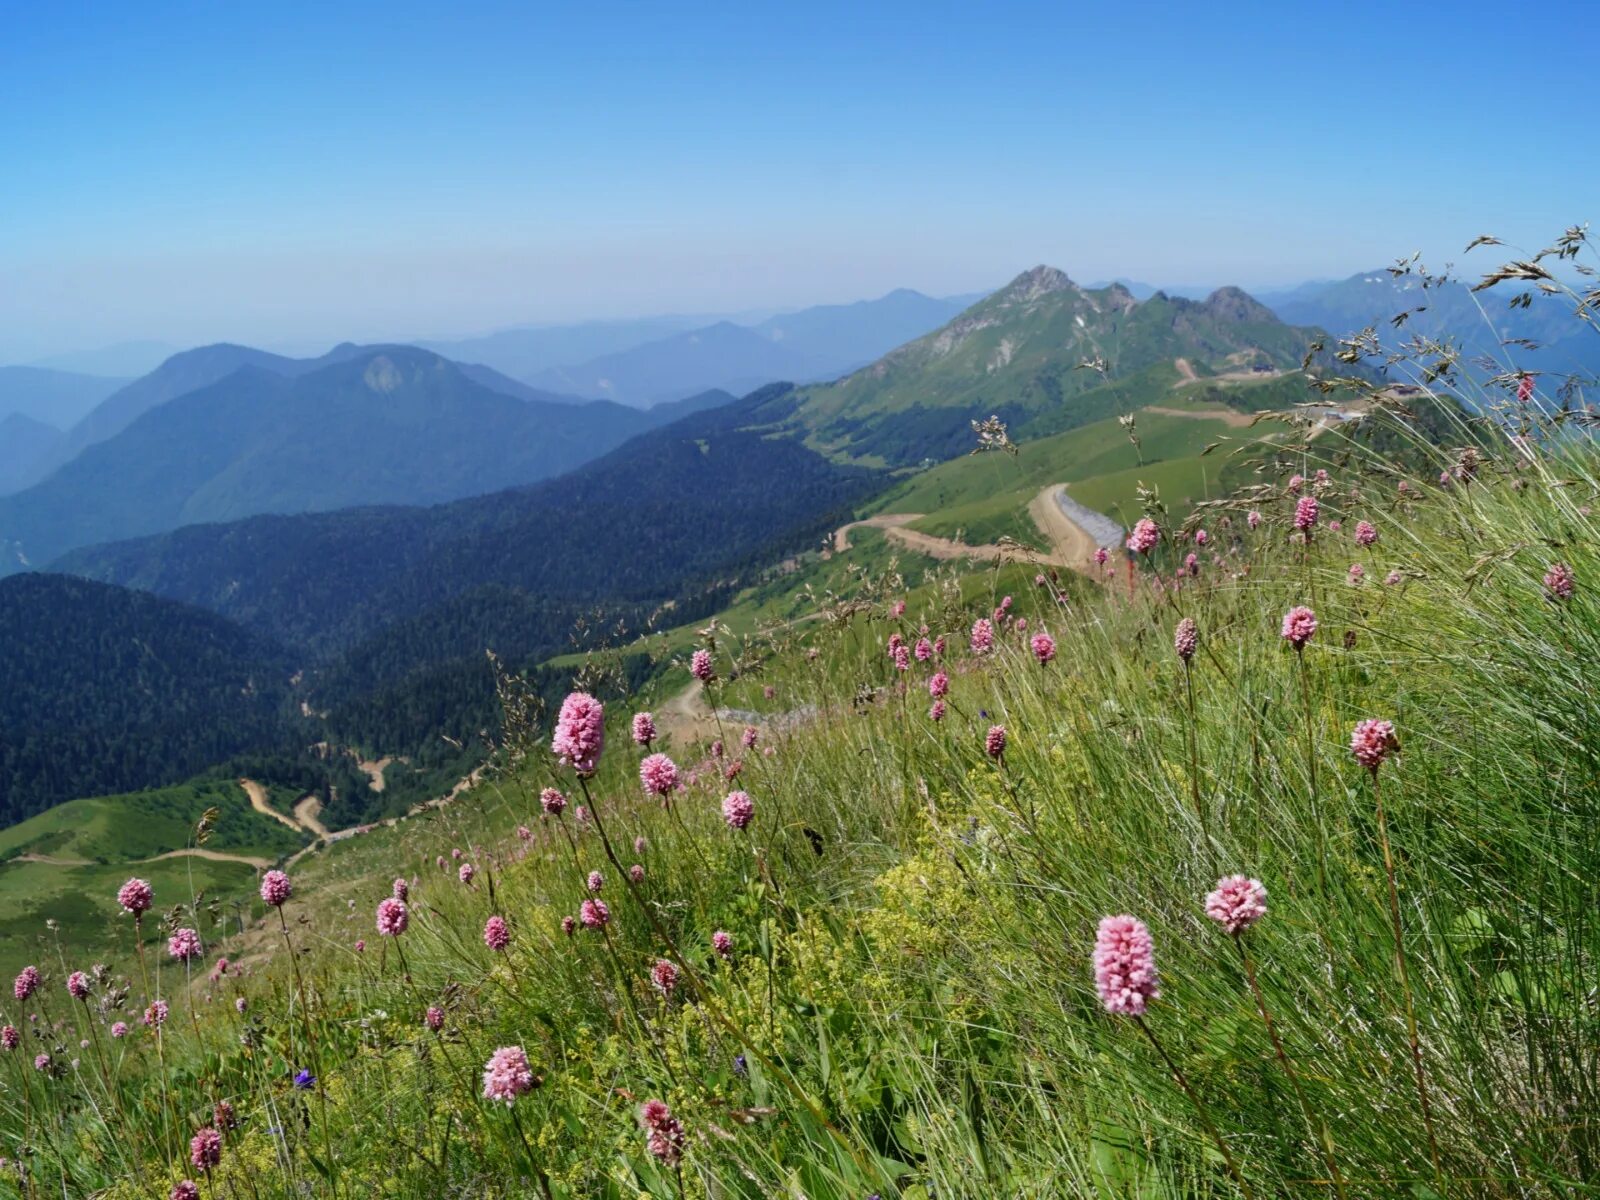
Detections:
0,779,306,865
865,406,1267,547
0,856,261,976
12,372,1600,1196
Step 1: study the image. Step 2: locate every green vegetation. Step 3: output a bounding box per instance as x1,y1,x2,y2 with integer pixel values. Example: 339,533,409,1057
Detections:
753,268,1328,466
0,573,302,822
13,366,1599,1194
0,779,306,866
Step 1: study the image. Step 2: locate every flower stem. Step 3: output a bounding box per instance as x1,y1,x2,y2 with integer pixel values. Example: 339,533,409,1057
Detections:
1133,1016,1255,1200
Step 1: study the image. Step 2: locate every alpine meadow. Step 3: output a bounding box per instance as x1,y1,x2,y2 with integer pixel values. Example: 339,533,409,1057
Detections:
3,5,1598,1196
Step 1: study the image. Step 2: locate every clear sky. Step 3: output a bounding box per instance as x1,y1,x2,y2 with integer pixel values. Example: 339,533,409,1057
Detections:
2,0,1593,361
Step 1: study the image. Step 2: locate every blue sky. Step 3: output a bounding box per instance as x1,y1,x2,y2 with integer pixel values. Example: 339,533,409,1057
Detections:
2,0,1593,360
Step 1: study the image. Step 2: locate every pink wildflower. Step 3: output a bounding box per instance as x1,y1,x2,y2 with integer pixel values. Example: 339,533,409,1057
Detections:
516,824,532,841
1384,570,1402,586
1350,719,1399,771
111,1020,129,1037
690,649,716,683
1281,605,1317,650
1174,617,1198,662
1030,632,1056,665
640,752,680,798
1094,546,1109,565
631,711,657,747
172,1183,200,1200
483,916,510,952
117,877,153,916
425,1006,444,1031
551,691,605,775
1517,373,1535,402
1195,529,1208,545
33,1053,51,1074
579,898,610,929
1348,562,1365,584
651,959,679,996
640,1099,685,1166
144,1000,169,1028
970,617,995,654
1293,495,1319,535
392,877,409,901
482,1045,536,1104
929,699,946,722
914,636,933,661
540,787,567,816
1092,915,1160,1016
66,971,88,1001
259,869,291,908
587,870,604,893
1545,561,1575,601
1288,473,1304,493
214,1100,237,1131
741,725,758,749
190,1128,222,1171
376,897,409,936
934,635,947,656
629,863,645,884
233,999,245,1015
928,671,950,698
168,929,202,962
458,863,475,886
1355,520,1378,546
722,790,754,830
1247,510,1261,529
891,599,906,617
0,1026,17,1050
560,916,576,937
985,725,1007,760
1328,520,1342,532
1205,876,1268,935
13,967,38,1001
712,930,733,959
1126,518,1159,555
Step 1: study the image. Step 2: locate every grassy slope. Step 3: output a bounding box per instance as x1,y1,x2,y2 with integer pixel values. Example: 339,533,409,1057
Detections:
14,394,1600,1197
0,779,307,974
865,403,1283,548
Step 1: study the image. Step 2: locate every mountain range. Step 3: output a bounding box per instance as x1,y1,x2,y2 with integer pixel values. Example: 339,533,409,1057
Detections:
753,267,1322,466
0,345,730,571
11,264,1343,820
521,289,973,406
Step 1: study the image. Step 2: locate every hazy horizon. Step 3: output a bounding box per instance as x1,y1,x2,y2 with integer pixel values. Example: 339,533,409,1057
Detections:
4,0,1592,363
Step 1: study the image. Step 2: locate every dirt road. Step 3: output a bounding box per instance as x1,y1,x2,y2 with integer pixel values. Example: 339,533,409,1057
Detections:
240,779,303,833
292,794,331,840
833,484,1112,573
833,513,922,552
1141,404,1257,429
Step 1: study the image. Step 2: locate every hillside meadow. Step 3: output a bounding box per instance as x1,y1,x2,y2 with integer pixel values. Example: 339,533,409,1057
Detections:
0,362,1595,1197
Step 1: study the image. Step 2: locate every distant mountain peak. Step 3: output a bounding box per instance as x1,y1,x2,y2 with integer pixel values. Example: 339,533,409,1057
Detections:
1201,286,1277,324
995,265,1075,304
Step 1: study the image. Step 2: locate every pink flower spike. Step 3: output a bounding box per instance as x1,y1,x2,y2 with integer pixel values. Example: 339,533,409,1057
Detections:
483,916,510,952
376,897,409,936
1281,605,1317,650
985,725,1007,760
640,753,680,798
722,790,754,830
1350,718,1399,771
259,869,291,908
631,711,657,747
482,1045,536,1104
1030,632,1056,665
1092,915,1159,1016
551,691,605,775
1205,876,1268,935
1174,617,1198,662
117,877,153,916
1126,518,1159,555
690,649,716,683
540,787,567,816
